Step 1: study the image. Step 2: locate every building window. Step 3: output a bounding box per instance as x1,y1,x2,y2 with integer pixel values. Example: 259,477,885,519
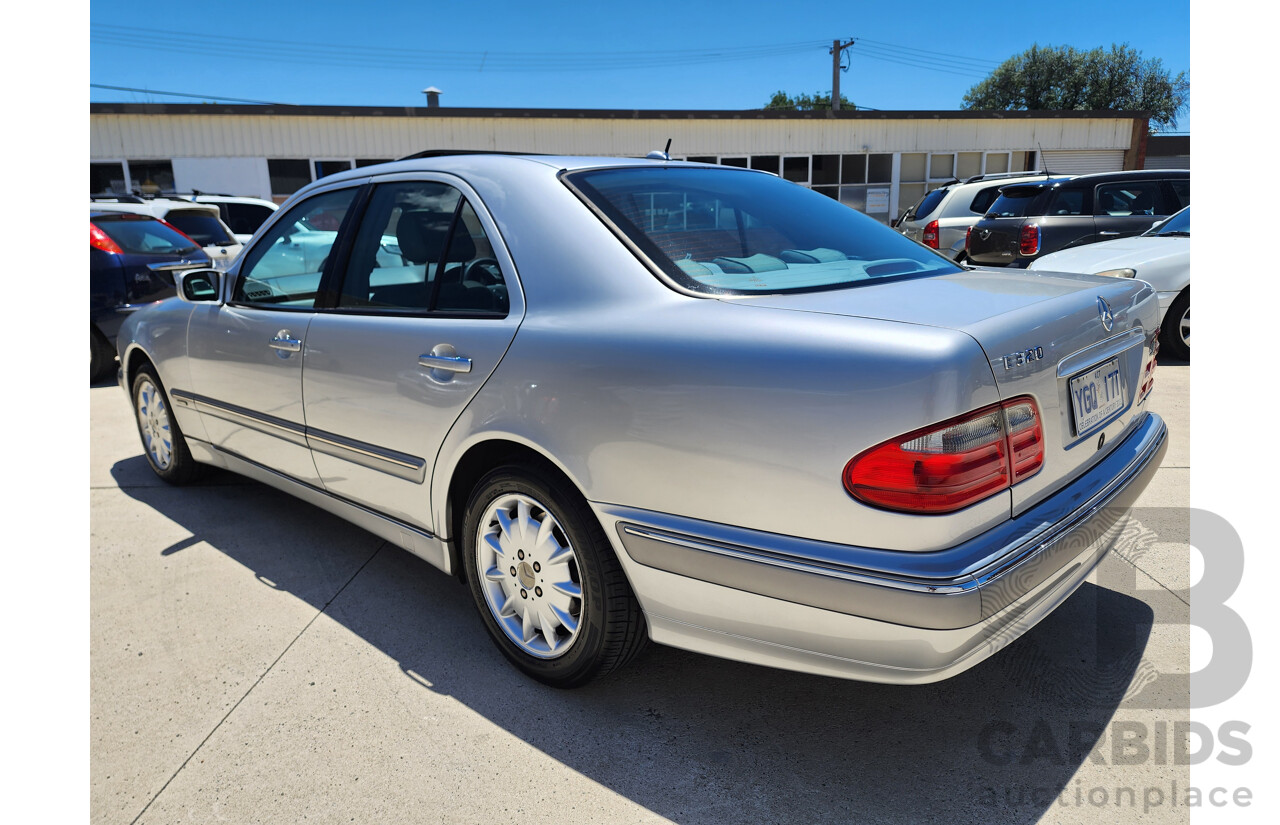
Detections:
128,160,174,194
719,157,749,169
782,156,809,183
750,155,780,174
268,159,312,196
314,159,354,179
355,158,392,168
91,162,127,194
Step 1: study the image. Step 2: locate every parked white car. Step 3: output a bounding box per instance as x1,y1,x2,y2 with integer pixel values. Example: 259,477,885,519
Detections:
89,196,244,270
894,172,1056,261
1029,206,1190,359
183,194,279,243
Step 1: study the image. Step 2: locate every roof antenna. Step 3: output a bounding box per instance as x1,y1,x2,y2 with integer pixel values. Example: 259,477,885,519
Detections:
646,138,674,161
1037,143,1052,175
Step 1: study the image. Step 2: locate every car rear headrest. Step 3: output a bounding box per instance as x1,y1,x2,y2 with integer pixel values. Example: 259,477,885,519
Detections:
396,210,478,264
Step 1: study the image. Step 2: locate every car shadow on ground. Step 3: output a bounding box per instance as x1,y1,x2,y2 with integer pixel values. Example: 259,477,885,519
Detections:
109,457,1161,825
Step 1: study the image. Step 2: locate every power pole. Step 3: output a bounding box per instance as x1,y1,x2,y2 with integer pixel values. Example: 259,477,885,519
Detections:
830,38,856,111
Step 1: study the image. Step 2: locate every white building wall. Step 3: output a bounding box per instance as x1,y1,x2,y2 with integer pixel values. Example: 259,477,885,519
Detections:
90,114,1136,160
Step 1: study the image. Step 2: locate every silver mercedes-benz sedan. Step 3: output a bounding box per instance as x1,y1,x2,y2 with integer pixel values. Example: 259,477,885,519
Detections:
116,153,1166,688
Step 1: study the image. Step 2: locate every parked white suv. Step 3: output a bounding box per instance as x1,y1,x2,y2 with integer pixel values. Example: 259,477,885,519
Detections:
180,193,279,243
88,196,244,270
894,172,1056,261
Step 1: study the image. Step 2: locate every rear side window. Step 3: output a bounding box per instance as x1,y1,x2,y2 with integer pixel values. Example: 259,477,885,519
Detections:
967,185,1003,215
93,216,199,255
1094,182,1160,216
1046,188,1088,216
1168,179,1190,210
166,212,235,246
222,203,277,236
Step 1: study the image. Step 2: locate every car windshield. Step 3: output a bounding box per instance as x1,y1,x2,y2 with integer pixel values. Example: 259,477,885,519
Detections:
566,166,962,295
1145,207,1191,236
166,212,236,246
93,215,199,255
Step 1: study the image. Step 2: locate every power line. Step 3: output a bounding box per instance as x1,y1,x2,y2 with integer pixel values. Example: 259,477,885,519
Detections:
89,83,287,105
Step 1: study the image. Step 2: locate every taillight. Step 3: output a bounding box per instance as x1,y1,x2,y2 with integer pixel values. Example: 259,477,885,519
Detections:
90,222,122,254
965,225,972,251
923,220,940,249
1019,224,1040,256
843,397,1044,514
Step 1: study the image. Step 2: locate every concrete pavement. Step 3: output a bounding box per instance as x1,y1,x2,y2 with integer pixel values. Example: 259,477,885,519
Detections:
91,358,1190,824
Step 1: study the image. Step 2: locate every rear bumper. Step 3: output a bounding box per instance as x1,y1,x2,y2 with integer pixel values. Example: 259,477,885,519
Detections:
595,411,1167,683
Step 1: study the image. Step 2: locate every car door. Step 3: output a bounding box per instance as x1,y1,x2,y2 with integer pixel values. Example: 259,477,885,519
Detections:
301,176,523,531
183,184,362,486
1093,179,1165,242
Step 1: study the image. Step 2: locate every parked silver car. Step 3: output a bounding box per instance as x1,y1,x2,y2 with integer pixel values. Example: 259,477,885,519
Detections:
895,171,1055,260
117,154,1167,688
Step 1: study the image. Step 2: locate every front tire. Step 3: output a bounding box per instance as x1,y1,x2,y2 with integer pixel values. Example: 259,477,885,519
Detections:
461,464,646,687
131,364,204,484
1160,288,1190,360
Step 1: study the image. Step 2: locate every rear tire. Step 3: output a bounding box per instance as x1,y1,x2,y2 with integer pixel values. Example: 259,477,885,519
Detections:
131,363,205,484
1160,288,1190,360
461,463,647,687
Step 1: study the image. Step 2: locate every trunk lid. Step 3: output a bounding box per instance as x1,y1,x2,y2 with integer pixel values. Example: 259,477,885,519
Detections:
966,217,1023,264
721,267,1160,515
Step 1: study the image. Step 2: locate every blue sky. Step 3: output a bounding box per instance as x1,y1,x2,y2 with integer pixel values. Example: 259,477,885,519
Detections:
89,0,1190,131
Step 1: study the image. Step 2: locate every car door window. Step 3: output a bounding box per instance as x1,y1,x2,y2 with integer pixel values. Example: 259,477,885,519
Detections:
1168,179,1190,210
233,188,357,308
1046,188,1087,216
337,181,509,316
1094,182,1160,217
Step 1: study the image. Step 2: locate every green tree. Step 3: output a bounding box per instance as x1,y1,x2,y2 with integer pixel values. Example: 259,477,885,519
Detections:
764,90,853,111
962,44,1188,130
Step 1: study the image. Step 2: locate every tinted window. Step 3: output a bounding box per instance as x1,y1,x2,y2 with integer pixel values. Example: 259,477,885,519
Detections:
222,203,277,236
567,166,962,296
93,215,199,255
1169,179,1190,210
268,159,311,195
165,212,235,246
985,187,1044,219
1046,188,1087,216
968,186,1003,215
909,188,948,221
1095,182,1160,216
234,188,358,308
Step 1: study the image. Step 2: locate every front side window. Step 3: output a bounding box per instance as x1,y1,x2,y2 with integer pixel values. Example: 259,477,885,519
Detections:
337,181,508,315
233,188,358,308
566,166,961,296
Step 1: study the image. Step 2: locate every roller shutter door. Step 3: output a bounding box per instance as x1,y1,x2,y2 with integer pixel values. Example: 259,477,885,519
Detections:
1041,150,1125,174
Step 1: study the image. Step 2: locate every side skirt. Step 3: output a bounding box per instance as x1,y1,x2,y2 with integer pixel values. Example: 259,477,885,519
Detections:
186,438,456,575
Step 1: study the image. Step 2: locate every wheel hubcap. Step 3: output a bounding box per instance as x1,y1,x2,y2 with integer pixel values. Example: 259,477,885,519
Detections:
1179,307,1190,347
476,493,582,659
136,379,173,470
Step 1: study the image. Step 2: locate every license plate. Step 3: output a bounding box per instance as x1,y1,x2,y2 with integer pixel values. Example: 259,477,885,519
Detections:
1070,358,1126,434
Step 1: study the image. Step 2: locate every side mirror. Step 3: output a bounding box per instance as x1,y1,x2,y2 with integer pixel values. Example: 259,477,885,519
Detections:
176,268,222,303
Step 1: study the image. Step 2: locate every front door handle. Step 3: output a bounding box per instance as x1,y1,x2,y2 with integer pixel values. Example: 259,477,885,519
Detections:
418,353,472,374
269,330,302,352
1097,231,1121,237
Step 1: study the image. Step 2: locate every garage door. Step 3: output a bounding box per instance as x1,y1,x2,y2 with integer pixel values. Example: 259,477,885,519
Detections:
1041,150,1125,175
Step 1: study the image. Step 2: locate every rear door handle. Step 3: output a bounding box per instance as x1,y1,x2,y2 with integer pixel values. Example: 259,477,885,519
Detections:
269,330,302,352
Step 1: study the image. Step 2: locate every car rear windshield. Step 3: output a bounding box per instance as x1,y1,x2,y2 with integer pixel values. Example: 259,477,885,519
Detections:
984,186,1046,219
93,215,199,255
165,212,235,246
565,166,961,295
907,188,948,221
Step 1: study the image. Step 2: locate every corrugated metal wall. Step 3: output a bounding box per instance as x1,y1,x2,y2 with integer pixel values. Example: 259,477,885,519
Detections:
90,114,1138,160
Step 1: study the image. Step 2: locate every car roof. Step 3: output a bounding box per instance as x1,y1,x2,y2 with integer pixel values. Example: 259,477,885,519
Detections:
308,153,729,187
90,210,160,220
